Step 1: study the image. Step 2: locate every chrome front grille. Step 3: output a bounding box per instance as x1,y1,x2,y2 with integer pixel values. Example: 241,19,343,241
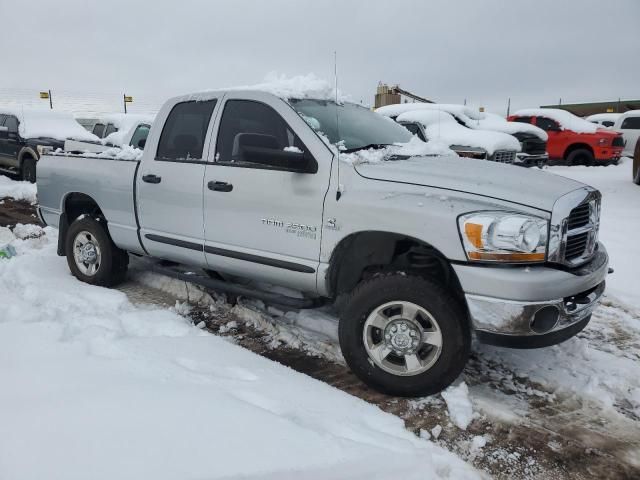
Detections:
491,150,516,164
562,197,600,265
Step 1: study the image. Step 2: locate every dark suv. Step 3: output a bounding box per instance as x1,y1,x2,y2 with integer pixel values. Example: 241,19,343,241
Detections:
0,111,96,183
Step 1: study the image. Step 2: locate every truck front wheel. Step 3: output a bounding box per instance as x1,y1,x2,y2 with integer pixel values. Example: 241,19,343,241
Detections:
339,273,470,397
65,216,129,287
566,148,594,166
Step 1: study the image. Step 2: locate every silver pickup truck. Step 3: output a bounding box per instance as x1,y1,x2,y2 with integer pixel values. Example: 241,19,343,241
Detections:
37,89,609,396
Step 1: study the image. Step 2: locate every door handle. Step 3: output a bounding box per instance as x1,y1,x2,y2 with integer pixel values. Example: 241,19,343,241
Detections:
208,180,233,192
142,174,161,184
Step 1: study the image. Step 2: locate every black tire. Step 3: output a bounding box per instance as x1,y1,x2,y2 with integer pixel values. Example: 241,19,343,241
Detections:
65,216,129,287
21,157,36,183
565,148,594,166
339,273,471,397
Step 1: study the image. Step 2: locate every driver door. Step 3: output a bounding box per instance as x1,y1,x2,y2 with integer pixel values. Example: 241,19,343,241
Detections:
202,92,331,293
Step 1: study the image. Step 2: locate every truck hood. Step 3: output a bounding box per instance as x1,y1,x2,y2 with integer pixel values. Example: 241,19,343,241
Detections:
354,156,586,212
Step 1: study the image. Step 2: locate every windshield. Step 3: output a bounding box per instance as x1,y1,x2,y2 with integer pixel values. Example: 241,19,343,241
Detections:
289,99,412,151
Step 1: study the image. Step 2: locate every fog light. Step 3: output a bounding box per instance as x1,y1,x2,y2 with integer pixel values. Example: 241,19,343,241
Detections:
530,306,560,334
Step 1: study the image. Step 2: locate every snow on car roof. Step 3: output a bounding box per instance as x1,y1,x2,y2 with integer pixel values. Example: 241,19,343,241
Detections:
0,108,98,142
586,113,622,123
478,112,548,141
513,108,598,133
396,110,521,155
183,73,349,103
379,104,548,141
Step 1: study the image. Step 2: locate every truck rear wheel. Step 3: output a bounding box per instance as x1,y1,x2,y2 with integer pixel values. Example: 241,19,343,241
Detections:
21,157,36,183
566,148,594,166
338,273,470,397
65,216,129,287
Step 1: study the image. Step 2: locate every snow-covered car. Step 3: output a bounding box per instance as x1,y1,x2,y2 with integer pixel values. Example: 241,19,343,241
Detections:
87,113,154,140
376,103,548,167
37,87,609,397
0,109,98,182
586,113,622,129
392,109,521,163
64,119,153,154
611,110,640,157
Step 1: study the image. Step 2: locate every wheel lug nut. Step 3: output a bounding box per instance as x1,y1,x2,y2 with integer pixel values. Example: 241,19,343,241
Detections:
385,334,391,340
391,326,397,333
400,324,407,331
410,331,416,337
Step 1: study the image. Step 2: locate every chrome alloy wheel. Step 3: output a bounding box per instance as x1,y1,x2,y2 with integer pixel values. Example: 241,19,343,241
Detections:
363,300,443,376
73,230,102,276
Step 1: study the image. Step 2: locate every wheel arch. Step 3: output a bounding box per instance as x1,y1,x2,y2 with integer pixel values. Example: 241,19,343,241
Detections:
563,143,593,161
327,230,466,304
57,192,107,256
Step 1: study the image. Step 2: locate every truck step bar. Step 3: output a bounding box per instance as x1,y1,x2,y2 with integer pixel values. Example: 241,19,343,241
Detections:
141,259,327,310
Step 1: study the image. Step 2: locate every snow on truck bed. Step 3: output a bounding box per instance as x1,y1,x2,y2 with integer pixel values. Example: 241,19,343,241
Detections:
0,107,98,142
0,227,481,480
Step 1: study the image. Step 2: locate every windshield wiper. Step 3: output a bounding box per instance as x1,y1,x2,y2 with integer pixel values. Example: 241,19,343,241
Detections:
342,143,391,154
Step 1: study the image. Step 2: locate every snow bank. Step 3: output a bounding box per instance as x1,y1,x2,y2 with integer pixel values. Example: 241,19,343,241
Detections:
340,136,456,165
0,228,481,480
397,110,521,154
441,382,474,430
0,175,37,202
0,107,98,141
513,108,599,133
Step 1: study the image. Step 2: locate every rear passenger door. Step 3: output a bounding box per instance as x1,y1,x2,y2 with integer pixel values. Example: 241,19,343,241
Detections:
202,92,331,293
137,98,219,268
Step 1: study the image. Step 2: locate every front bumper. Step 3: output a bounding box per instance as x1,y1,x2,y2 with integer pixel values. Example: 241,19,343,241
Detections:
454,246,609,348
514,153,548,168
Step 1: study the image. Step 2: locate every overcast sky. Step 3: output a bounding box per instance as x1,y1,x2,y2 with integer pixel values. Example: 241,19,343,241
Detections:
0,0,638,114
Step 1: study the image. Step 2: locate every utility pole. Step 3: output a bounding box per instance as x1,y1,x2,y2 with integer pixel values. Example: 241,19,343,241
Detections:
48,90,53,109
123,94,127,114
506,97,511,117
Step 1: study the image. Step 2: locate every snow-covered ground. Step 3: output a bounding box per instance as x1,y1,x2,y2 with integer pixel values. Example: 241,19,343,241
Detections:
0,228,480,479
0,158,638,478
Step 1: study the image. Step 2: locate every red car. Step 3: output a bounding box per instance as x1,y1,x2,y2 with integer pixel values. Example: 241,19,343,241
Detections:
508,109,624,165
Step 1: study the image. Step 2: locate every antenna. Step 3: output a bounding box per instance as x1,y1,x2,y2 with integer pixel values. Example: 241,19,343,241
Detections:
334,51,342,201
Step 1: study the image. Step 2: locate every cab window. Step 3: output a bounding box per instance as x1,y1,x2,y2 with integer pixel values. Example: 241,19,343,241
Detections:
130,124,151,149
156,99,217,161
104,123,117,136
402,122,426,142
535,117,561,131
3,115,18,133
92,123,106,137
511,116,533,125
620,117,640,130
215,99,308,169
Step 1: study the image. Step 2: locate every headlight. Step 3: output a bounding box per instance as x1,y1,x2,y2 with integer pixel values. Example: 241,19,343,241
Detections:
597,138,609,146
458,212,548,263
36,145,53,156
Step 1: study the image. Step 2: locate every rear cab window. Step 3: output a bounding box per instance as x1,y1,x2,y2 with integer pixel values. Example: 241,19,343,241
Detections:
156,100,217,162
3,115,18,133
104,123,117,136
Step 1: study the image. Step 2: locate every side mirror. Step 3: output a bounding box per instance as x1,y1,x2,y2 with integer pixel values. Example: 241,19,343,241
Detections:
234,133,317,173
0,126,7,139
137,138,146,149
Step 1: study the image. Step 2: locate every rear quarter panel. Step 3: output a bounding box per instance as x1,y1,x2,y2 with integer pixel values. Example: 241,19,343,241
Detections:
37,154,143,253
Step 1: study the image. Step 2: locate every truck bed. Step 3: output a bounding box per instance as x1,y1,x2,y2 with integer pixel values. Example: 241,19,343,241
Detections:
37,152,144,255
